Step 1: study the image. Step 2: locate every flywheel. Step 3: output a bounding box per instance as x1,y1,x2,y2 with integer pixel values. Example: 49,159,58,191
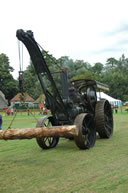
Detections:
87,86,97,112
95,100,113,138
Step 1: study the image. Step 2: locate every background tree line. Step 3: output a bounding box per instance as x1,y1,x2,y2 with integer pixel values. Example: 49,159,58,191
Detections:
0,52,128,104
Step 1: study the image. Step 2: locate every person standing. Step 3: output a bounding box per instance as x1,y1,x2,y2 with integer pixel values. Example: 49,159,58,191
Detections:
7,108,11,116
0,114,2,130
27,108,30,116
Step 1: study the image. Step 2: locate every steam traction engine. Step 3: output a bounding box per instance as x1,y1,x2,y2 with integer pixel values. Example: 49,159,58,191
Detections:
16,29,113,150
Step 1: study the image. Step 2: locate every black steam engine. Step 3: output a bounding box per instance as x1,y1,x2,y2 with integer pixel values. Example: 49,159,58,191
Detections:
16,29,113,150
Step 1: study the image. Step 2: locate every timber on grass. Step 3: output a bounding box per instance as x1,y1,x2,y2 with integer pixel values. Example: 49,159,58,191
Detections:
0,125,78,140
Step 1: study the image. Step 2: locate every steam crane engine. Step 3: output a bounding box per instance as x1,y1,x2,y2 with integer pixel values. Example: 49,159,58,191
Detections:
16,29,113,150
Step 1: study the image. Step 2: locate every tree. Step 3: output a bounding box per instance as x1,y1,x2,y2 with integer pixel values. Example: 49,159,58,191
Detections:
91,63,103,75
90,62,104,81
106,57,118,68
21,52,128,102
102,71,128,101
0,53,18,103
72,71,96,81
23,63,41,99
117,54,128,73
58,56,92,80
23,51,62,98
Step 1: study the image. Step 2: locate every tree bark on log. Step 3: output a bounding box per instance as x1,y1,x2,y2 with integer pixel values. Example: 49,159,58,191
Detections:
0,125,78,140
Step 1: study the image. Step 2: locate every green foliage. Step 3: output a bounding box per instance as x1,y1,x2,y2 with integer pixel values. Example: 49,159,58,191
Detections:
91,62,103,77
106,57,118,68
72,71,95,80
23,65,41,99
0,53,18,102
1,50,128,103
17,53,128,102
58,56,93,80
102,54,128,101
103,71,128,101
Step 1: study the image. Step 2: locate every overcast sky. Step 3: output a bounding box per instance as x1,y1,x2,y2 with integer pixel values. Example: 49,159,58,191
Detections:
1,0,128,78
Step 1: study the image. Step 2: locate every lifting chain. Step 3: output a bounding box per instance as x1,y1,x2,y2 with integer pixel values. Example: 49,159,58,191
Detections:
19,71,24,96
4,41,37,134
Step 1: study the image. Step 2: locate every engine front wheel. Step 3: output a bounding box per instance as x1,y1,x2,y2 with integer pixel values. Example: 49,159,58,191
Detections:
36,116,59,149
74,113,96,149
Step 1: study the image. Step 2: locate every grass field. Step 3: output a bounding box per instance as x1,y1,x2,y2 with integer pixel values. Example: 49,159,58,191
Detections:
0,111,128,193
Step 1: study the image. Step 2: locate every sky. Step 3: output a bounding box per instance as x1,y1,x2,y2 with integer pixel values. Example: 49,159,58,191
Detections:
1,0,128,78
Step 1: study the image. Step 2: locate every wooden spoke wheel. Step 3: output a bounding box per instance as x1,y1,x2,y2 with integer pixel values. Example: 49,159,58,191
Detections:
74,113,96,149
36,116,59,149
95,100,113,138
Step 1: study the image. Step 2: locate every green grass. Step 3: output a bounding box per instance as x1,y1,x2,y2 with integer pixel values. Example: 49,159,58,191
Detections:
0,112,128,193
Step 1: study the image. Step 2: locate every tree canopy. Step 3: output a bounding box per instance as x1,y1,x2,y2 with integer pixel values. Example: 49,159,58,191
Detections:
0,53,18,103
1,52,128,103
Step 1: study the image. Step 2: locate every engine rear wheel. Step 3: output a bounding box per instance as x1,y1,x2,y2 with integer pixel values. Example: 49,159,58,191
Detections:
95,100,113,138
74,113,96,149
36,116,59,149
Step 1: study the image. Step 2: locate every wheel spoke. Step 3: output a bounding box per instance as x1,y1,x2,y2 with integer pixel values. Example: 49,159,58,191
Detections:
86,117,93,128
86,135,90,146
47,119,50,126
44,137,48,143
48,137,52,145
44,123,47,127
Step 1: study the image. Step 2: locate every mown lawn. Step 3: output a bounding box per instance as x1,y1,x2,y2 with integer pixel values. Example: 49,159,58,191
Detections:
0,111,128,193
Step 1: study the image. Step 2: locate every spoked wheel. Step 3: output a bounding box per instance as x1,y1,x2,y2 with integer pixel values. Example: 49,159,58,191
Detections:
36,116,59,149
95,100,113,138
74,113,96,149
87,87,97,112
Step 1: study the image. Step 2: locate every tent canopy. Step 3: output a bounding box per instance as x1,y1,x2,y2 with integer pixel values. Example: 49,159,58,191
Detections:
97,92,122,107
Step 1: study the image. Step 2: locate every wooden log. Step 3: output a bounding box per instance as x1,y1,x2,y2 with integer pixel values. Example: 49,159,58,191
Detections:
0,125,78,140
